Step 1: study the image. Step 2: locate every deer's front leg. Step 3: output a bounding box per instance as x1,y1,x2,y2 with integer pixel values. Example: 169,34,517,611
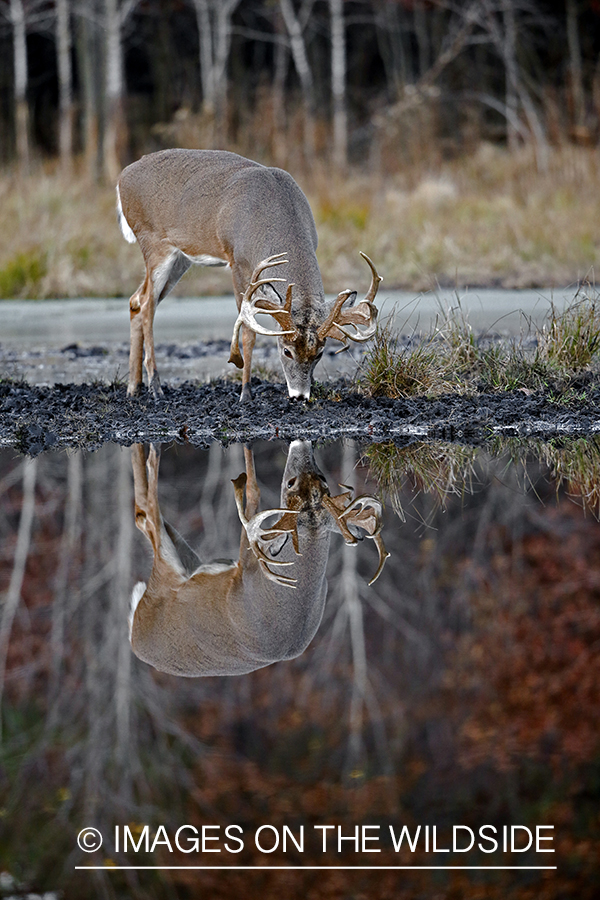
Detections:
141,289,163,399
240,324,256,403
128,286,145,396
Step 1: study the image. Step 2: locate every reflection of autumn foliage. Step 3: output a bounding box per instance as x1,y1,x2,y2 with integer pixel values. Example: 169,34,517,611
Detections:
447,504,600,770
1,447,600,899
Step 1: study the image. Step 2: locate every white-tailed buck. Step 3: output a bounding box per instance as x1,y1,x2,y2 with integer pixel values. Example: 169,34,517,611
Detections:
129,441,389,677
117,149,382,401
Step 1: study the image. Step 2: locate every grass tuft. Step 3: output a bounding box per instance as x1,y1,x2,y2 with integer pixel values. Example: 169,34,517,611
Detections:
359,290,600,398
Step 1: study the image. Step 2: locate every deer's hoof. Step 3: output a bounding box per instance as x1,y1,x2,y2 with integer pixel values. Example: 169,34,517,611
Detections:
149,374,164,400
240,383,253,403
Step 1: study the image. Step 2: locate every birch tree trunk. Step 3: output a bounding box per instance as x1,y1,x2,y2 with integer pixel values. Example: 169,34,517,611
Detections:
103,0,125,181
10,0,29,171
193,0,215,114
279,0,316,161
272,11,288,166
213,0,239,145
566,0,585,134
77,0,102,180
329,0,347,171
193,0,239,146
501,0,519,152
56,0,73,172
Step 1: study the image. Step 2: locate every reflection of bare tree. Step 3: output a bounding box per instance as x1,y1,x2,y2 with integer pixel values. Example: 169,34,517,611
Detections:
0,457,36,739
1,439,596,891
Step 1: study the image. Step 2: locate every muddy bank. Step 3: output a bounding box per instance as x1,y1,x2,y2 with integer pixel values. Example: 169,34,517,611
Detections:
1,375,599,455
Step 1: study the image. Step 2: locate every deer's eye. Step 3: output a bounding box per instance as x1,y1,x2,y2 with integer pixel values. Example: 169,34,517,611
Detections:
283,348,294,359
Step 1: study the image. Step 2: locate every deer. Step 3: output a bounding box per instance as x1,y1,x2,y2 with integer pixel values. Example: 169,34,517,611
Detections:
129,440,389,677
116,149,382,402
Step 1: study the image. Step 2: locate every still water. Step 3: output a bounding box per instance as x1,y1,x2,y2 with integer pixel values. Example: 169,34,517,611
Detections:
0,437,598,898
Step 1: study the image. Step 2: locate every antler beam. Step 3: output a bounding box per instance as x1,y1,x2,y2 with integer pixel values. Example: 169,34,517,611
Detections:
229,253,298,369
317,251,383,346
232,473,300,586
323,489,390,585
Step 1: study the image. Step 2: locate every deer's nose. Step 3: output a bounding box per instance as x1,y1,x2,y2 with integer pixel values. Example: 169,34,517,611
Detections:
288,388,310,400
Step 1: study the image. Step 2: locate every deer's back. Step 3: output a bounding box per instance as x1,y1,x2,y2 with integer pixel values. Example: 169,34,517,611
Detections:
118,149,320,287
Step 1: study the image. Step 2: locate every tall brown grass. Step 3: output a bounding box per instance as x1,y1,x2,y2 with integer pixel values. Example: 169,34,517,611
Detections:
0,143,598,299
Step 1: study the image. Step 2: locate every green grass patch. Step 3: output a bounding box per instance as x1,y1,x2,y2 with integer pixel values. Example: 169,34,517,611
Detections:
0,249,47,298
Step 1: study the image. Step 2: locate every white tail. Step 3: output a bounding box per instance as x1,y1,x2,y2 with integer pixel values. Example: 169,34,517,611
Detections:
129,441,389,677
117,149,382,401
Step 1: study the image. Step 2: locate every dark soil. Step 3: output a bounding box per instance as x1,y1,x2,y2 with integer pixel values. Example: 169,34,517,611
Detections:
1,374,599,455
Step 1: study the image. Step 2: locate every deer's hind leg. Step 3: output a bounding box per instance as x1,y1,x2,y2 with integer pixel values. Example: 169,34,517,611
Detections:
132,247,191,398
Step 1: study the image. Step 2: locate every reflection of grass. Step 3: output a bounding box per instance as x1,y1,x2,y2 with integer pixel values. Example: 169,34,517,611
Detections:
489,434,600,517
367,435,600,521
360,291,600,398
364,440,478,519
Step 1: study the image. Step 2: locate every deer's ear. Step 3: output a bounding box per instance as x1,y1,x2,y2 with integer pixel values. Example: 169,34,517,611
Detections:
262,282,284,305
268,532,290,556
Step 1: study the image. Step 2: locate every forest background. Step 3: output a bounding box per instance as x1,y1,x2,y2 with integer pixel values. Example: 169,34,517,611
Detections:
1,0,600,298
2,4,600,898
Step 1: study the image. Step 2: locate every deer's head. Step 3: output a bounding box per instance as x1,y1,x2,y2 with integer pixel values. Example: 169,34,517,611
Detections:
229,252,382,400
242,440,389,586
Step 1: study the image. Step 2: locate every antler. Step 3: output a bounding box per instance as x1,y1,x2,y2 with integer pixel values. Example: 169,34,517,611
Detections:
232,473,300,586
317,252,383,347
229,253,298,369
323,488,390,585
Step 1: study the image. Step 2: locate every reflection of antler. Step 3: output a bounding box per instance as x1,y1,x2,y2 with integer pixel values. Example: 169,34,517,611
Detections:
323,488,390,585
232,472,300,587
229,254,298,369
317,252,382,348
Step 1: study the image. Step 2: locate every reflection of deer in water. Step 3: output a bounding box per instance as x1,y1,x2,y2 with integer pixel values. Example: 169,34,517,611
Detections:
129,442,389,677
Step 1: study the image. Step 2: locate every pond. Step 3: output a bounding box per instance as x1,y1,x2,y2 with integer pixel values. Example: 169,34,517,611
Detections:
0,435,598,898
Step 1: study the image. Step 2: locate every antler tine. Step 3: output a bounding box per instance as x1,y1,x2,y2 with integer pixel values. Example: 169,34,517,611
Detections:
318,252,382,345
258,559,298,588
250,252,288,283
244,508,301,586
236,255,298,339
359,251,383,304
316,290,355,341
232,475,300,582
368,534,391,586
323,490,390,584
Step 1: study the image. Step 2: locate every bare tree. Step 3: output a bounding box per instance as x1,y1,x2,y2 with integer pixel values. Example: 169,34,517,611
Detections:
501,0,519,151
279,0,316,161
192,0,241,146
329,0,347,170
272,6,289,166
0,457,36,740
9,0,29,171
483,0,549,171
56,0,73,171
75,0,102,179
103,0,138,181
566,0,585,135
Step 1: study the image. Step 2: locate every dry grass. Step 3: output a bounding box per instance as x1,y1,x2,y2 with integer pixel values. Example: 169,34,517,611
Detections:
359,288,600,398
0,143,599,299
